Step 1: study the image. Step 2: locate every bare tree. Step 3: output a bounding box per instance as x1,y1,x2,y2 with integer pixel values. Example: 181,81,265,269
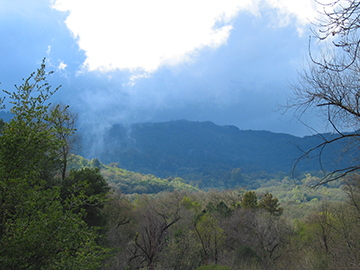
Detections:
311,0,360,71
288,0,360,186
130,193,182,270
225,208,293,269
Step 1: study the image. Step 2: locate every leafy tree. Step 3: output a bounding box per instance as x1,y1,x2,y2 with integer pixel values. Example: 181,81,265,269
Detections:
194,205,226,266
60,167,111,228
258,191,283,216
0,65,63,183
242,191,258,209
0,60,108,269
0,118,5,135
301,201,360,269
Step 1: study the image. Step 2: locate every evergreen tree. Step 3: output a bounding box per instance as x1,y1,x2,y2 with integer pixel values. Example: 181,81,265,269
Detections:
242,191,258,209
259,191,283,216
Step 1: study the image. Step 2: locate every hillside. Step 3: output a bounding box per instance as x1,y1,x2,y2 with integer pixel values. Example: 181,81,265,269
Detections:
95,120,351,187
0,111,13,122
68,154,198,194
1,109,351,189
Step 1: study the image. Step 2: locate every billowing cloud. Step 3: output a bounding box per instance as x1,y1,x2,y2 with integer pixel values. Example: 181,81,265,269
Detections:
52,0,320,74
0,0,334,141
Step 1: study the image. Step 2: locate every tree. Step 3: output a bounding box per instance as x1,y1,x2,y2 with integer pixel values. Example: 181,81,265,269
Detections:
303,201,360,269
0,60,108,268
259,192,283,216
60,167,111,228
130,193,182,270
311,0,360,71
50,103,80,181
242,191,258,209
0,118,5,135
226,207,293,269
193,202,228,266
103,194,135,269
288,0,360,185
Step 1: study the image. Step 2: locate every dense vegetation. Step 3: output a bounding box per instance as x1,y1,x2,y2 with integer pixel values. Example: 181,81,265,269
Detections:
0,62,110,269
69,155,345,206
1,61,358,270
102,185,360,270
95,120,352,189
6,0,360,266
69,155,198,194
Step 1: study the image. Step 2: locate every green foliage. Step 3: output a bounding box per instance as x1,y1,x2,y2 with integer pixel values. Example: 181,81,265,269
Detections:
242,191,258,209
61,168,111,228
104,184,357,270
90,158,101,169
0,66,63,182
0,187,105,269
253,174,346,219
0,118,5,135
0,60,108,269
259,191,283,216
180,195,202,211
68,154,198,194
195,265,234,270
235,245,260,263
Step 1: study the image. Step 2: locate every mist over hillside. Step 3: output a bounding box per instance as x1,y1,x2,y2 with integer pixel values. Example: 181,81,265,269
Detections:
89,120,350,181
0,109,352,188
0,109,349,181
0,110,350,181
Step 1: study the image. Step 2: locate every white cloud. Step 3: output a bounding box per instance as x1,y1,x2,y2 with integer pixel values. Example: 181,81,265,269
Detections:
52,0,322,74
264,0,319,34
46,45,51,55
58,61,67,70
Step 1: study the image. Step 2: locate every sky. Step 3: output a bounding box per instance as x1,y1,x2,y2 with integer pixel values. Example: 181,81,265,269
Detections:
0,0,332,143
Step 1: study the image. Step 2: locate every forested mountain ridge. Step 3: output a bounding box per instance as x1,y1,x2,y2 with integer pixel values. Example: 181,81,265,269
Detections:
1,109,349,189
0,110,345,180
97,120,349,182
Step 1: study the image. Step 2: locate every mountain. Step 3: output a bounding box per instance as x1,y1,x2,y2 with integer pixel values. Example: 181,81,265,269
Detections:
0,111,13,122
95,120,351,187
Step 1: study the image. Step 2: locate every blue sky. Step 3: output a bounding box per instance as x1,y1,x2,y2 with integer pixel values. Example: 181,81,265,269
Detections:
0,0,329,137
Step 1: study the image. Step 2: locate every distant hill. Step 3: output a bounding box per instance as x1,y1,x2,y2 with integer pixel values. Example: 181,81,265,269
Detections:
95,120,352,188
0,111,13,122
68,155,198,194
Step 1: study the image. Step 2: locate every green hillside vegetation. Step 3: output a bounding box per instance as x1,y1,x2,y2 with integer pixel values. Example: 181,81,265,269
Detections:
69,154,347,220
256,174,345,204
254,174,346,219
69,154,198,194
